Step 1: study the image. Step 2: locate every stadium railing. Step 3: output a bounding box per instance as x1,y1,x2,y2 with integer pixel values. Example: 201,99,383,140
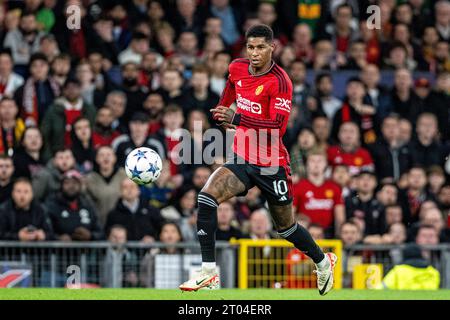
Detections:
0,241,236,288
342,244,450,289
230,239,343,289
0,241,448,289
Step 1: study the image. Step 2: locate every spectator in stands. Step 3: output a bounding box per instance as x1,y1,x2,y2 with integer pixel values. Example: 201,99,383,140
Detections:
234,186,265,226
75,61,107,108
0,155,14,205
384,203,404,228
14,53,59,126
331,77,376,145
0,50,23,99
112,112,166,167
105,178,163,242
313,72,341,120
290,127,318,181
209,0,242,46
0,97,25,156
120,61,149,124
39,34,60,63
141,90,162,130
103,225,140,288
360,64,391,119
332,164,351,198
377,183,399,208
370,114,413,182
312,115,331,151
85,146,127,227
32,148,76,201
0,178,53,241
321,3,360,57
248,207,273,239
437,184,450,212
398,118,413,146
190,166,212,193
140,222,184,288
390,68,423,125
157,68,185,106
49,54,71,89
90,16,120,66
154,22,177,57
376,243,440,290
312,39,336,71
434,41,450,74
406,166,434,222
327,121,374,176
104,90,127,133
382,222,407,245
359,20,380,65
290,60,313,125
293,150,345,237
92,107,121,148
383,42,416,71
413,77,434,115
216,201,244,241
41,78,96,158
161,186,197,242
106,2,131,50
419,207,449,242
339,221,363,246
345,170,385,236
435,1,450,42
156,105,184,185
70,117,95,174
341,40,367,70
416,224,440,246
410,113,446,168
427,165,446,197
13,126,45,180
209,51,230,96
45,169,103,241
308,224,325,240
182,64,219,117
118,32,149,66
4,11,45,74
176,31,199,70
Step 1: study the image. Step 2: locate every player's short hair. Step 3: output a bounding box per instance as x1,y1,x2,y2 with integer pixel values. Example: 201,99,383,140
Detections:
245,24,274,43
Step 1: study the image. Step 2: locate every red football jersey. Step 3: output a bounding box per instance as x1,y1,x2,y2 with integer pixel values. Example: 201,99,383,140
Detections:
218,58,293,167
327,145,374,176
293,179,343,229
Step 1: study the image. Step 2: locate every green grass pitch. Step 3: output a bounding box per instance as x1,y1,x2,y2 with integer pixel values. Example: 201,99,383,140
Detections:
0,289,449,300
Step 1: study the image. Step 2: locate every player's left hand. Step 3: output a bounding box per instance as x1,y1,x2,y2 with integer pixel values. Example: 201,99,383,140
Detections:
210,106,234,124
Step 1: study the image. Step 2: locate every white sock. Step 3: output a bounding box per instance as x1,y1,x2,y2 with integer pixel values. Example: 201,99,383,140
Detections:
202,262,216,272
316,255,330,270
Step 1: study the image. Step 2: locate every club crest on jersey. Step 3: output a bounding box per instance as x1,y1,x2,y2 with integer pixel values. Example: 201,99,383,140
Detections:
255,85,264,95
274,98,291,112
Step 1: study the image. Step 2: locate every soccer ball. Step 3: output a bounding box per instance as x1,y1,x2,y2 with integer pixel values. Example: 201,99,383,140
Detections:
125,147,162,185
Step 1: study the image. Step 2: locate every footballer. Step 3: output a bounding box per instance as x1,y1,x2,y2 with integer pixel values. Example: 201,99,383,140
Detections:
179,24,337,295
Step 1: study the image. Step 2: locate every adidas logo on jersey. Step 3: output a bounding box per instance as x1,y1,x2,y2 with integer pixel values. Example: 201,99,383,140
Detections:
197,229,207,236
237,80,242,87
279,196,287,201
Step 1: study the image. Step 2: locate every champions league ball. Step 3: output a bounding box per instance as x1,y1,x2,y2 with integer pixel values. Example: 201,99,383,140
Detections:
125,147,162,185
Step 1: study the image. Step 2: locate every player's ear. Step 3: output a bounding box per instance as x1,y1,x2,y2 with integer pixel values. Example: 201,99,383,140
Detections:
270,42,275,52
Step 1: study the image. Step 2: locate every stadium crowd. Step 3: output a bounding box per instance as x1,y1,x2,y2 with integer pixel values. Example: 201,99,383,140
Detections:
0,0,449,252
